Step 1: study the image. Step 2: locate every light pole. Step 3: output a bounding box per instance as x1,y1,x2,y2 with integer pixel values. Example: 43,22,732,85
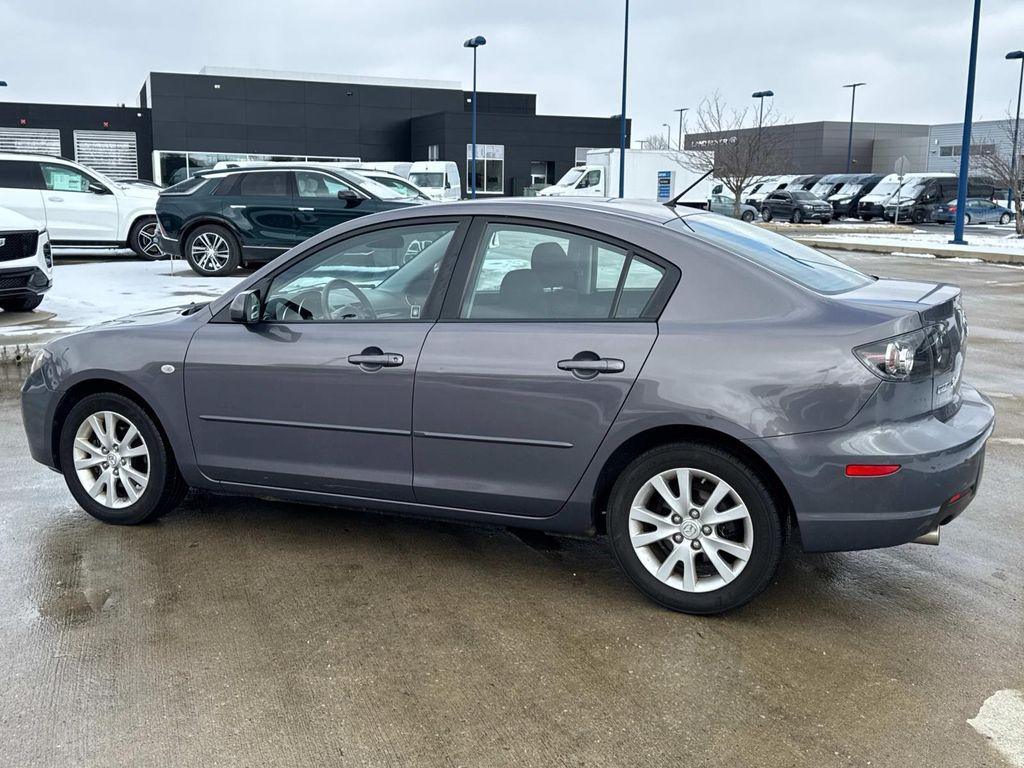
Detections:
662,123,671,150
618,0,629,198
1006,51,1023,209
752,90,774,130
464,36,486,199
674,107,688,150
843,82,866,173
951,0,982,246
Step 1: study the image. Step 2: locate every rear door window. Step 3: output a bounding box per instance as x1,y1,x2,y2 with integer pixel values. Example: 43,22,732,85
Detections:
237,171,291,197
0,160,43,189
458,222,667,320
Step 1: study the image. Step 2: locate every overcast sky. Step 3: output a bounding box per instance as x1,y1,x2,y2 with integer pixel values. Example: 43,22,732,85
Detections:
3,0,1023,143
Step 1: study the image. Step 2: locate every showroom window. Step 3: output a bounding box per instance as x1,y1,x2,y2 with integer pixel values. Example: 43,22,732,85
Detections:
459,222,665,320
465,144,504,194
153,150,360,186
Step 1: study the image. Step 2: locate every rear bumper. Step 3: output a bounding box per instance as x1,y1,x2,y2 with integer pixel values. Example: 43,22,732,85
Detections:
157,232,180,258
752,383,995,552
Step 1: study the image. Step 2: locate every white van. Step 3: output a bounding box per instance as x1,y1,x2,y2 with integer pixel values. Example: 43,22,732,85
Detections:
409,161,462,202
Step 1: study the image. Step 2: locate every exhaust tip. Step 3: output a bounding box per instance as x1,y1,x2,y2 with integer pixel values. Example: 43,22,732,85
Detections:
912,526,940,546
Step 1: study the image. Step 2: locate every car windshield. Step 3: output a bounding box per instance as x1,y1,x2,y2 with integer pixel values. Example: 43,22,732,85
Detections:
673,214,873,295
791,191,817,201
868,178,902,197
833,180,866,197
554,168,586,187
410,172,443,188
368,175,425,199
894,181,926,199
342,172,408,200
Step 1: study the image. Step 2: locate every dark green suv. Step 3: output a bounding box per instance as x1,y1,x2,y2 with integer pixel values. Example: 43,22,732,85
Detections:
156,165,427,276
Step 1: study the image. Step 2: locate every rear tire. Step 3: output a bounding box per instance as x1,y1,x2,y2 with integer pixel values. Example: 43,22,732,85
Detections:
860,214,873,221
184,224,241,277
0,294,43,312
128,217,165,260
999,212,1011,225
58,393,187,525
607,443,784,614
741,210,755,223
964,213,972,225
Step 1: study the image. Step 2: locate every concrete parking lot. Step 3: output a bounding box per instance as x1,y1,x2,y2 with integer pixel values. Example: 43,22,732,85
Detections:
0,252,1022,767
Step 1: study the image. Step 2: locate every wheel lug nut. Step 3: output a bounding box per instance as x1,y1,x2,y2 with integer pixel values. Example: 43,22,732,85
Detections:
670,514,682,524
102,461,109,468
121,459,126,466
702,525,713,535
101,447,108,454
691,541,702,550
689,509,700,519
672,533,684,543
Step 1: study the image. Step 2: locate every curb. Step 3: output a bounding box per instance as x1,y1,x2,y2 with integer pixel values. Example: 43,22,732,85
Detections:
796,238,1024,264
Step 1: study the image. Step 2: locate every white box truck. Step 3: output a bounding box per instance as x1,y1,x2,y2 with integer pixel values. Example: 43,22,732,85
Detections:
536,149,713,206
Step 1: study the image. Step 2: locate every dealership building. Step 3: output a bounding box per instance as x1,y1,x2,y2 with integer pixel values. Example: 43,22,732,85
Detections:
685,119,1021,176
0,66,627,196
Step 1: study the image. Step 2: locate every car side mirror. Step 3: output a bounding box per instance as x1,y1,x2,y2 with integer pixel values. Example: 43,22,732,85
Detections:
229,290,261,324
337,189,360,207
88,182,109,195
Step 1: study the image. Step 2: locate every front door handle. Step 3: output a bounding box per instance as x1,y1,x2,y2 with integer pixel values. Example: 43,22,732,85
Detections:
348,347,404,371
48,196,64,203
557,356,625,377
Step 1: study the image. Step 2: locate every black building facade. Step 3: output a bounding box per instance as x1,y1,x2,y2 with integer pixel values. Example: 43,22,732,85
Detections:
0,67,626,196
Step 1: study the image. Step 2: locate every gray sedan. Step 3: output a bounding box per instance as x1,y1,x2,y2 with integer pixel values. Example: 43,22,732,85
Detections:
21,198,993,614
708,193,758,222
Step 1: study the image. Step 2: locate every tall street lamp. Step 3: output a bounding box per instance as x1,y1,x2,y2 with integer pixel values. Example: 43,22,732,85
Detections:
618,0,630,198
662,123,671,150
1006,51,1024,208
951,0,982,246
843,82,866,173
464,35,486,199
674,107,688,150
752,90,774,130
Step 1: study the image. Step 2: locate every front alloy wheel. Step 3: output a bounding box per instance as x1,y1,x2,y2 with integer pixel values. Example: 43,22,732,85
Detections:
608,443,783,614
59,393,187,524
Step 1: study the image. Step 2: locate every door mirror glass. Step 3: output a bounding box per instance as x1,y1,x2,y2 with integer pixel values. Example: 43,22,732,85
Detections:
337,188,360,207
229,290,262,324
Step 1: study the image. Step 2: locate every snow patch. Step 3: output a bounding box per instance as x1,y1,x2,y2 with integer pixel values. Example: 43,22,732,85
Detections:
967,690,1024,767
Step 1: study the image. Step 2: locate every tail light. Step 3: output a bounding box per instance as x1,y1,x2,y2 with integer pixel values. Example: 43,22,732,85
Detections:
854,328,937,382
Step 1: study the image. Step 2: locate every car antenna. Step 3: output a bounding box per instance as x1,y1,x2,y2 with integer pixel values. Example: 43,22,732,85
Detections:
664,169,713,208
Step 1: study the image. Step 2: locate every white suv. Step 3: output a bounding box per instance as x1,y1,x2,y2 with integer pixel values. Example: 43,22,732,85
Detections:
0,205,52,312
0,153,162,259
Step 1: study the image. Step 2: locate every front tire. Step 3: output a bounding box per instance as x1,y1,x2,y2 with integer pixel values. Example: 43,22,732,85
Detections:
607,443,784,614
791,209,803,224
741,210,755,223
58,393,187,525
760,207,773,222
184,224,241,276
0,294,43,312
964,213,972,225
128,217,165,260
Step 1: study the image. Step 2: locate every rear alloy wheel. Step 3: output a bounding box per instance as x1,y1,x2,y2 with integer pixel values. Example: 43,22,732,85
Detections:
129,217,165,260
1000,213,1012,225
185,225,240,277
608,443,783,614
59,393,187,525
741,210,755,223
912,209,927,225
964,213,972,225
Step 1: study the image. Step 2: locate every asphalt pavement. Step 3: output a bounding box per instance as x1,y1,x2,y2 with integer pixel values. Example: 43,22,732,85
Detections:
0,252,1021,767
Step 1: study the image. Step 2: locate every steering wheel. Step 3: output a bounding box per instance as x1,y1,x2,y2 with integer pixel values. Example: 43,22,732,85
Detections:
321,278,376,320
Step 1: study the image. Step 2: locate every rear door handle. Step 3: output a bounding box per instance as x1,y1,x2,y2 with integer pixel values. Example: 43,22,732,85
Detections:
229,204,247,209
557,357,625,375
347,348,404,371
297,206,315,212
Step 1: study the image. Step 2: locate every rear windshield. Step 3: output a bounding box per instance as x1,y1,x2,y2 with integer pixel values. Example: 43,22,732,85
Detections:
671,214,873,295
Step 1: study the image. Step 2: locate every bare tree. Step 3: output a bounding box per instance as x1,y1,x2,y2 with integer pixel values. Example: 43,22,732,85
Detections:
970,115,1023,236
639,133,671,151
678,92,789,218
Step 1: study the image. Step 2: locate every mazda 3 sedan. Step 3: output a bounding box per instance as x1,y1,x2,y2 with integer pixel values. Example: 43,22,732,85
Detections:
22,199,993,614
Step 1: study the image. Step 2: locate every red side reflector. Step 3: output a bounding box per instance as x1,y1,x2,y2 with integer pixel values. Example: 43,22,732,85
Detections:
845,464,901,477
947,491,964,504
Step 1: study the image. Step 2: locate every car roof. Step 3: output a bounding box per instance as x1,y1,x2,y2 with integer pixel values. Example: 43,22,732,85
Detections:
374,196,700,225
0,151,68,162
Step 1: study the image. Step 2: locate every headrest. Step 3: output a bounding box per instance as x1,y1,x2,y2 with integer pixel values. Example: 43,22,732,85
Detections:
531,242,569,272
